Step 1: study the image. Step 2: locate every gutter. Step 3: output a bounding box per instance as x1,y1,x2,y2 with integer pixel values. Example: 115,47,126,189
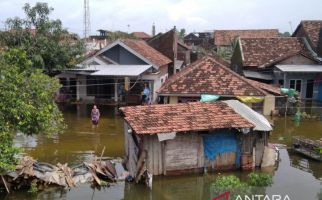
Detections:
157,93,264,98
301,37,318,58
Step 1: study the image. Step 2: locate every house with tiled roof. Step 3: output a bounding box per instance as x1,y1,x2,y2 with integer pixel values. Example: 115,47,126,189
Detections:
157,55,277,115
231,37,322,100
292,20,322,57
56,39,171,104
214,29,279,59
120,100,273,176
147,27,191,76
131,32,151,41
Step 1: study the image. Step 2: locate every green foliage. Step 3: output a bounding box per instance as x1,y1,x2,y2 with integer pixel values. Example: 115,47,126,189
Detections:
0,126,20,174
100,180,109,187
107,31,138,41
279,32,291,37
0,2,85,72
178,28,186,39
0,49,65,173
211,175,250,199
211,173,273,199
217,46,232,61
27,180,39,194
317,188,322,200
247,172,273,187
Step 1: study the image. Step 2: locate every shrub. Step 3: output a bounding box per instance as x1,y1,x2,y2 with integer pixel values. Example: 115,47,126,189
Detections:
247,172,273,187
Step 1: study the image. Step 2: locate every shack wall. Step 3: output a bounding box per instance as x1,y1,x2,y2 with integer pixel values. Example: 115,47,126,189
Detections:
143,135,163,175
164,133,202,174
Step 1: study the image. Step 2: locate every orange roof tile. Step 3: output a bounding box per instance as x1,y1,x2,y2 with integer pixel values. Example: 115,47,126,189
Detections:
214,29,279,46
132,32,151,39
120,102,254,134
293,20,322,51
158,55,265,96
246,79,281,96
240,37,313,67
121,39,171,67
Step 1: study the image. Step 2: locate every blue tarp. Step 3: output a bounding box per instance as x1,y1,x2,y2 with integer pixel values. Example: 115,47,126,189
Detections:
202,130,241,167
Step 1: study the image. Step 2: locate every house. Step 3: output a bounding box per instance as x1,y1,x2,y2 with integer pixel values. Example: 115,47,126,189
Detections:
157,55,276,115
184,32,214,48
147,27,191,75
131,32,151,41
184,32,214,63
56,39,171,104
120,100,272,177
292,20,322,58
214,29,279,56
231,37,322,100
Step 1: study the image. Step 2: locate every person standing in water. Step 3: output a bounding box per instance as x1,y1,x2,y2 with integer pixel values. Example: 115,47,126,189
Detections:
91,105,100,126
142,83,150,105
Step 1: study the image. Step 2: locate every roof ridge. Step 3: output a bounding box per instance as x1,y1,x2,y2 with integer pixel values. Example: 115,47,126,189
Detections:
157,56,210,92
208,56,267,96
241,37,299,40
214,29,278,31
158,55,266,96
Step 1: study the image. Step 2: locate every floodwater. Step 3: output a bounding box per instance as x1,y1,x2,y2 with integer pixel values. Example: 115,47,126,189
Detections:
1,104,322,200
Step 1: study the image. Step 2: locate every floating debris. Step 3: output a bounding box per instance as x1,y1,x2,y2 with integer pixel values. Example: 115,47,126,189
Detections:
0,155,127,193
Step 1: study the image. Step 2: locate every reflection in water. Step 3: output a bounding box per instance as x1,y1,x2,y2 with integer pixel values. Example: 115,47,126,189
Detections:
267,149,322,200
8,104,322,200
15,104,125,165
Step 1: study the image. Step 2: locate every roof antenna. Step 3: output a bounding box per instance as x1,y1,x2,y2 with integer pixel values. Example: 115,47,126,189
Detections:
83,0,91,39
288,21,293,33
152,22,156,37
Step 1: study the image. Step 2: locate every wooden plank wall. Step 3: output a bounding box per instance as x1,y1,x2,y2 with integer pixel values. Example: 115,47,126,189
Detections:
241,131,269,167
206,152,237,170
164,133,200,172
142,131,270,175
124,122,140,177
143,135,163,175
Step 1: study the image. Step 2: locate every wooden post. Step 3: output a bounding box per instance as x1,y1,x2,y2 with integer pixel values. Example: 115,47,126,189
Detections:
114,78,118,102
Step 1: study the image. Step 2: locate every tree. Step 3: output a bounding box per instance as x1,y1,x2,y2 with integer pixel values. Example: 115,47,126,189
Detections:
0,2,85,73
179,28,186,39
108,31,138,40
0,49,64,173
279,31,291,37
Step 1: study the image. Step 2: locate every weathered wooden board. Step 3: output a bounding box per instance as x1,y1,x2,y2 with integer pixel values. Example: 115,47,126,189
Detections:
143,135,163,175
164,133,200,171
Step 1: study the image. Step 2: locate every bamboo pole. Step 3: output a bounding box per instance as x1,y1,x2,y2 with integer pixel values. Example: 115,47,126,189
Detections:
100,146,106,162
1,175,9,193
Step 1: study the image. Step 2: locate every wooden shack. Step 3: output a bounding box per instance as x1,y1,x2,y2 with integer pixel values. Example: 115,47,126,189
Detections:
120,100,272,177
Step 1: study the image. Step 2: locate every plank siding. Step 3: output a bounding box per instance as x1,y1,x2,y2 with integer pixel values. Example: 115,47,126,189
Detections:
164,133,200,171
143,135,163,175
206,152,237,170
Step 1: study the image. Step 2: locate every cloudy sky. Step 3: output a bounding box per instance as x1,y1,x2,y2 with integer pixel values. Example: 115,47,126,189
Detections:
0,0,321,37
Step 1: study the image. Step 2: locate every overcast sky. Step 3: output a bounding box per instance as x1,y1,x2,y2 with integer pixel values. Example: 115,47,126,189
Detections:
0,0,321,37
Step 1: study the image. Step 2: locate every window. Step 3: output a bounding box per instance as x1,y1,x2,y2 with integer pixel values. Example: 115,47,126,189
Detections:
289,79,301,92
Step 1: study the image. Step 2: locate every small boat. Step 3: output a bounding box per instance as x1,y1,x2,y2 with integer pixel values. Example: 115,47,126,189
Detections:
292,136,322,161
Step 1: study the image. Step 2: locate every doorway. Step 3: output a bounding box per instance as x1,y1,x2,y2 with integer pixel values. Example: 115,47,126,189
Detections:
306,79,314,98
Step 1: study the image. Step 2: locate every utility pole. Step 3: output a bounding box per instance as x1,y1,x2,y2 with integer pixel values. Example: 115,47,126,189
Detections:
83,0,91,39
152,22,155,37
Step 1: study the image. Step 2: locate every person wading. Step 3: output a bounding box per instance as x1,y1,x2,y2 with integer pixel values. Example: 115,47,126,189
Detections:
91,105,100,127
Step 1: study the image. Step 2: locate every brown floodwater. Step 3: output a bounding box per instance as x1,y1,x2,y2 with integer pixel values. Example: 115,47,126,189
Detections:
1,104,322,200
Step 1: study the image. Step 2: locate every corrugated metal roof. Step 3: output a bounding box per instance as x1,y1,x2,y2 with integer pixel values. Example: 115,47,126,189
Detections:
90,65,151,76
275,65,322,72
67,65,152,76
224,100,272,131
243,70,273,80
